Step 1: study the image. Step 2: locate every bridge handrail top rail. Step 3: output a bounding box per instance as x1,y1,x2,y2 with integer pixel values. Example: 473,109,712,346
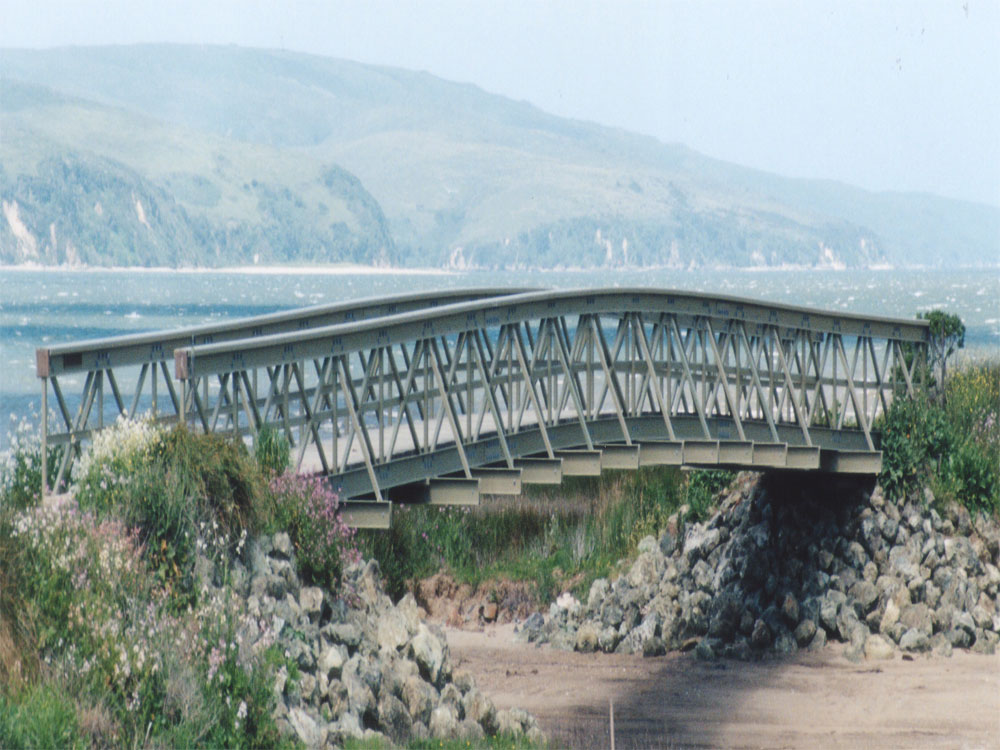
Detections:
35,287,535,368
176,286,929,376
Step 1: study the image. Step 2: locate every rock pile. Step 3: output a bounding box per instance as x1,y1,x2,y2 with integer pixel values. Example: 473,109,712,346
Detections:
211,534,543,748
521,473,1000,662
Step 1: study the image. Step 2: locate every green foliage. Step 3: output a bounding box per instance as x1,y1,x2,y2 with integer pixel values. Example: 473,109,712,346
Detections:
0,684,86,750
944,441,998,513
684,470,736,522
878,362,999,515
255,425,291,477
360,467,704,602
268,473,358,591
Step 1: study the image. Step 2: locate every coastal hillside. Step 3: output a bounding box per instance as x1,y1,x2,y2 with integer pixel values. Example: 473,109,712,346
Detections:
0,78,394,267
1,45,997,269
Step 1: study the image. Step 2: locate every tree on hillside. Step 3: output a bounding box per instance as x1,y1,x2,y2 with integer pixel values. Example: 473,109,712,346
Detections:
919,310,965,398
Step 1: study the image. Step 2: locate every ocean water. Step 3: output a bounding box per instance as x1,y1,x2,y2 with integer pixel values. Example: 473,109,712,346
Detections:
2,266,998,448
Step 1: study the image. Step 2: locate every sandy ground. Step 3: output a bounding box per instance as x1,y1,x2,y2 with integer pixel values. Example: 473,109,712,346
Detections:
447,624,1000,749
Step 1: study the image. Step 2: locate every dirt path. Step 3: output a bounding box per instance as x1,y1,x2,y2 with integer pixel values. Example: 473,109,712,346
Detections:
447,625,1000,749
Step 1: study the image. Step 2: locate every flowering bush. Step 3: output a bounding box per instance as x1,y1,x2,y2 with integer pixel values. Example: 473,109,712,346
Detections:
2,492,288,747
191,586,284,749
1,415,47,511
72,421,266,606
6,497,168,740
71,414,162,488
269,473,358,591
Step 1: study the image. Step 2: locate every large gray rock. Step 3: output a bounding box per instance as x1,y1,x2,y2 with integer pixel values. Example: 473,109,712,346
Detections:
899,603,933,637
848,580,879,616
288,707,323,748
587,578,610,609
376,693,413,745
344,671,375,720
409,624,446,685
575,623,599,653
317,642,346,678
496,709,526,738
684,526,722,563
457,718,486,741
429,704,459,739
396,593,421,634
972,630,998,655
864,634,895,660
627,552,661,589
462,688,498,735
691,559,714,591
590,627,616,656
299,586,324,619
819,590,847,633
377,608,411,653
794,619,817,647
272,532,293,559
751,619,772,650
637,535,659,555
401,674,437,726
899,628,930,652
780,593,800,626
844,541,868,570
889,545,920,582
659,527,678,557
324,622,362,649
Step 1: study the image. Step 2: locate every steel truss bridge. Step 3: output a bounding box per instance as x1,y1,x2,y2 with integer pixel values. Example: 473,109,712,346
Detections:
37,288,929,527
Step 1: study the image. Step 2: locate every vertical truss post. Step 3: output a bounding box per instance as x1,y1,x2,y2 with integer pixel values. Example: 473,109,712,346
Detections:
40,376,48,497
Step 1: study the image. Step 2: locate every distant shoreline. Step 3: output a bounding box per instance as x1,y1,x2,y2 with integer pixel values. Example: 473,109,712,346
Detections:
0,263,456,276
3,262,1000,275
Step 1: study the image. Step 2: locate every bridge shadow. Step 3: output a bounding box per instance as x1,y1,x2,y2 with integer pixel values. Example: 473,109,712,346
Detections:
543,651,814,749
542,471,877,749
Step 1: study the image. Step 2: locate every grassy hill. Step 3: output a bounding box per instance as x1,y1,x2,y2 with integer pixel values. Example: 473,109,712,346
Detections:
1,44,996,268
0,77,394,267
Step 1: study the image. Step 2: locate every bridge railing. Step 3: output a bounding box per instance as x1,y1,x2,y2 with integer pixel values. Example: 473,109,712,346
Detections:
36,288,531,491
172,288,929,503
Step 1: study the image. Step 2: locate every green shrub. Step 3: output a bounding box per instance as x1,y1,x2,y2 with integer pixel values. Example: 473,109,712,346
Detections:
944,439,998,513
683,470,735,522
0,684,86,750
878,362,998,515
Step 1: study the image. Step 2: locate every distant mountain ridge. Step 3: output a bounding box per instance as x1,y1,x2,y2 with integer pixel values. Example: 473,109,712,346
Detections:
1,44,996,269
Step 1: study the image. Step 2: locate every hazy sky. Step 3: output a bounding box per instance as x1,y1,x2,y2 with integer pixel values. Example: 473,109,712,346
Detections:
2,0,998,206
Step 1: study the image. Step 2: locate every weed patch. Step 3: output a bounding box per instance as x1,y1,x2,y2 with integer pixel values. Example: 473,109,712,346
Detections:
360,466,735,603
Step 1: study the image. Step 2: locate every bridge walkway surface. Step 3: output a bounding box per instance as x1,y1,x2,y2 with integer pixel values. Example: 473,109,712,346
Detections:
37,287,929,528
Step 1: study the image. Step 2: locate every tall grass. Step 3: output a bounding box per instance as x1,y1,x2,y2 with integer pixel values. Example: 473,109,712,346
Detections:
360,467,734,602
